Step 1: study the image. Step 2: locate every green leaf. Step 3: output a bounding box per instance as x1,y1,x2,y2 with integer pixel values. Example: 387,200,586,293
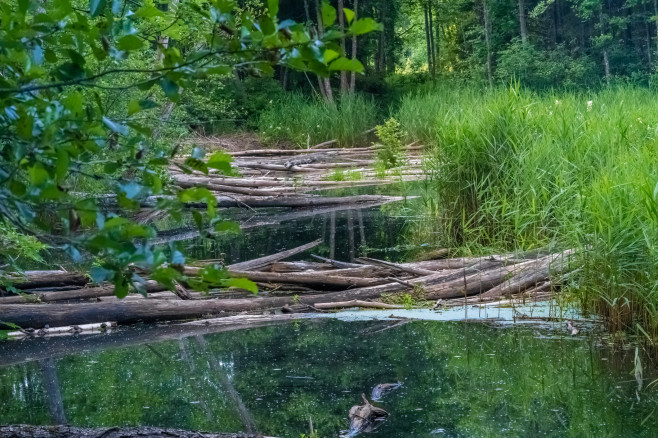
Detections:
349,17,381,35
343,7,355,24
267,0,279,17
207,151,233,174
322,1,336,27
225,277,258,293
89,0,107,17
117,35,143,51
329,57,364,73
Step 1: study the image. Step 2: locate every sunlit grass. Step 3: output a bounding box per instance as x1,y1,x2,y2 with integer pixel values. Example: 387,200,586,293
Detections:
397,84,658,339
258,93,378,147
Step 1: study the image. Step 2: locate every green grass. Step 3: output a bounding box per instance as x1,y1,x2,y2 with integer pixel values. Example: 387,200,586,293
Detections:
258,93,378,147
397,83,658,339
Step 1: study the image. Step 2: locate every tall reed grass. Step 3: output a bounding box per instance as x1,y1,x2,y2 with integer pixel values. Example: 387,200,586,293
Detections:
397,84,658,338
258,93,378,147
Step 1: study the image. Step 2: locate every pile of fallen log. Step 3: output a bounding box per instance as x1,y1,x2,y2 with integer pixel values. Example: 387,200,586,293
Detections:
166,142,425,211
0,239,575,330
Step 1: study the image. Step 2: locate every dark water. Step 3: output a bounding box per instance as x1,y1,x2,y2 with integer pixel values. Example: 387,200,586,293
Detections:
157,181,433,264
1,319,657,437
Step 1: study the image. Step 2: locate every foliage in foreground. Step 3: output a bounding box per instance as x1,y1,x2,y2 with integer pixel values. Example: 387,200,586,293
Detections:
0,0,378,297
397,84,658,338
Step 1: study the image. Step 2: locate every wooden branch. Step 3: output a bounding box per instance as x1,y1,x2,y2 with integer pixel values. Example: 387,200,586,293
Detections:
227,238,322,271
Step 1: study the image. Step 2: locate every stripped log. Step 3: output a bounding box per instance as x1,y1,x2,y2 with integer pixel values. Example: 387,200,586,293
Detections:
479,250,574,298
356,257,437,276
227,239,322,271
314,300,403,310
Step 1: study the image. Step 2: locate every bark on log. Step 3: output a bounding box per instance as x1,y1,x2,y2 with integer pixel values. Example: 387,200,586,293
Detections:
227,239,322,271
4,271,88,291
0,425,260,438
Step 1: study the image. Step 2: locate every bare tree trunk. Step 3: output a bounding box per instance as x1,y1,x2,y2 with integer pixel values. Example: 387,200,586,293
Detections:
349,0,358,92
482,0,494,86
428,1,437,76
338,0,348,94
315,0,334,102
518,0,528,44
424,3,433,74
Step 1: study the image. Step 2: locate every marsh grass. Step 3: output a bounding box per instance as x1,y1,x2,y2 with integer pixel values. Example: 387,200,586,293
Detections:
258,93,378,147
398,84,658,339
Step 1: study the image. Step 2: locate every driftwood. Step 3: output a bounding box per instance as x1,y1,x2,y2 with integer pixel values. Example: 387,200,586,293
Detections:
227,239,322,271
347,394,389,435
314,300,403,310
0,425,260,438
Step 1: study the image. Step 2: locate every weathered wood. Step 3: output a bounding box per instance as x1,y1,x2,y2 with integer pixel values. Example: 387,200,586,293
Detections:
4,271,88,291
356,256,438,276
0,425,260,438
314,300,403,310
227,239,322,271
0,281,165,304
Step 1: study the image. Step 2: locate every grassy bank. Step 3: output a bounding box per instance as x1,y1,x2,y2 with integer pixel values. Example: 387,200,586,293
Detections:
258,93,379,147
397,84,658,338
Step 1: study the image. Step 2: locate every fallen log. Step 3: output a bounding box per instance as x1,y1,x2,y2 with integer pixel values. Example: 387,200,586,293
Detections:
356,256,437,276
0,281,165,304
0,425,260,438
3,271,88,291
227,238,322,271
479,250,574,298
314,300,403,310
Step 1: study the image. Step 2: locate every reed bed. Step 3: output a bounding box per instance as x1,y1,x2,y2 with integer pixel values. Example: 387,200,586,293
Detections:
397,84,658,338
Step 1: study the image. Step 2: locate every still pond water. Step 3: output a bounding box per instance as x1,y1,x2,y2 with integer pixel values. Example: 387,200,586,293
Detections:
2,188,658,437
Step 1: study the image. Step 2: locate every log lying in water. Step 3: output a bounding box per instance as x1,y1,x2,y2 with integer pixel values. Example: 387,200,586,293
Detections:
0,425,261,438
3,270,88,291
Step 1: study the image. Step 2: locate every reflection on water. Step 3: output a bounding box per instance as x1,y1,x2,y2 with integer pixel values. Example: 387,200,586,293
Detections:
1,319,656,437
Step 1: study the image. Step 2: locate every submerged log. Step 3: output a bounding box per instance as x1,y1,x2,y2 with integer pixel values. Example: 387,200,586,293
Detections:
0,425,259,438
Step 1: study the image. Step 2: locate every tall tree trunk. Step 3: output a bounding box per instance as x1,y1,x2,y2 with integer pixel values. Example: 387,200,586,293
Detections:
424,3,433,74
338,0,348,94
428,1,437,76
654,0,658,59
482,0,494,86
645,3,652,66
314,0,334,102
518,0,528,44
350,0,358,92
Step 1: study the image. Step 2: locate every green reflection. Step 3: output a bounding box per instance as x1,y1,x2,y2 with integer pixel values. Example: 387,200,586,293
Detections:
1,321,656,437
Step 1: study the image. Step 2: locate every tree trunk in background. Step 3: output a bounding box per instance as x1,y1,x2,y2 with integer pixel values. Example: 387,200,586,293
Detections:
518,0,528,43
338,0,348,94
350,0,358,92
482,0,494,86
654,0,658,58
313,0,334,103
424,3,433,74
428,1,437,76
645,4,652,66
